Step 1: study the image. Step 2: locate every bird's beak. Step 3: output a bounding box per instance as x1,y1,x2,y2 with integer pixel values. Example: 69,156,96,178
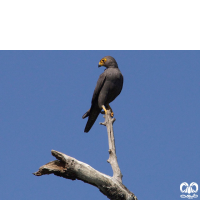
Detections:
98,61,103,67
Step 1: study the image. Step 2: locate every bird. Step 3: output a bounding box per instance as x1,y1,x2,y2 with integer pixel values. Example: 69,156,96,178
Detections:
82,56,123,133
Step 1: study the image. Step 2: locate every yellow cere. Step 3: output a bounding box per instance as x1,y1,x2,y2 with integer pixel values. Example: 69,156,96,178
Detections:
99,58,107,65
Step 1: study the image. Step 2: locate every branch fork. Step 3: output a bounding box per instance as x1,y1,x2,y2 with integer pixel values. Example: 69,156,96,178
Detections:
33,111,137,200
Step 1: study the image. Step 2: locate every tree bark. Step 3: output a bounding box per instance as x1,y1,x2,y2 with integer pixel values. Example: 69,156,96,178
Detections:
33,111,138,200
100,110,122,183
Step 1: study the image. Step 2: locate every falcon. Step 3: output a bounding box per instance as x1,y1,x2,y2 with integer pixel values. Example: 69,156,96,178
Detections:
82,56,123,132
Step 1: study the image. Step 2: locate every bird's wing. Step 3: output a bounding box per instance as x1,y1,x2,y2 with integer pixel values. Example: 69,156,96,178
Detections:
82,72,106,119
91,72,106,105
83,72,106,132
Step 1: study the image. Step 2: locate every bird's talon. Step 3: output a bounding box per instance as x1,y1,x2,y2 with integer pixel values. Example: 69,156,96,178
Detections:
111,112,114,117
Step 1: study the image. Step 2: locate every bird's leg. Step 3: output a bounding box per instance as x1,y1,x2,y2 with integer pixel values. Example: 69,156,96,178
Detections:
106,104,114,117
102,105,107,114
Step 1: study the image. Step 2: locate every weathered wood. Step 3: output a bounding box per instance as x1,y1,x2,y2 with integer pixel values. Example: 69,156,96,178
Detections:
100,110,123,183
33,150,137,200
33,111,138,200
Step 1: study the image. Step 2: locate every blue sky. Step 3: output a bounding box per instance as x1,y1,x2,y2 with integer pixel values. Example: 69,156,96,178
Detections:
0,51,199,200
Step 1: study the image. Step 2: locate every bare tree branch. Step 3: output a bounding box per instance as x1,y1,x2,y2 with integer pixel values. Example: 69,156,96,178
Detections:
33,111,138,200
100,110,123,183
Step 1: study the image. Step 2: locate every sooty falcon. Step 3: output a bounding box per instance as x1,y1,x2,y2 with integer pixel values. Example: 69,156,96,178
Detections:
82,56,123,132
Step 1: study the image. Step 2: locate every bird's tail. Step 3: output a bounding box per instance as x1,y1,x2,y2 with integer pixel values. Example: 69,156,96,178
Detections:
83,106,101,133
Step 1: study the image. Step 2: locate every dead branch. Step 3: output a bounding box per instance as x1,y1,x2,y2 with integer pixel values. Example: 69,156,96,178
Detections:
100,110,123,183
33,111,138,200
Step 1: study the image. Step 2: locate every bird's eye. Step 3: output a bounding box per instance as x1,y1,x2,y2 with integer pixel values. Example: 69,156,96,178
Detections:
100,58,106,64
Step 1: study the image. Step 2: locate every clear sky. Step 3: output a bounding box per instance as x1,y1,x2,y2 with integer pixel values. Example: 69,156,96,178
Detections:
0,51,199,200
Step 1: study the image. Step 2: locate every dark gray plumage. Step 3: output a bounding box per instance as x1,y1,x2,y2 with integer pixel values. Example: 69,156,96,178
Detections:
82,56,123,132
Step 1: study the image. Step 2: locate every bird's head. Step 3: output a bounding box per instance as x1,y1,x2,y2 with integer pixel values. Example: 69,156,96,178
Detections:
98,56,118,68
